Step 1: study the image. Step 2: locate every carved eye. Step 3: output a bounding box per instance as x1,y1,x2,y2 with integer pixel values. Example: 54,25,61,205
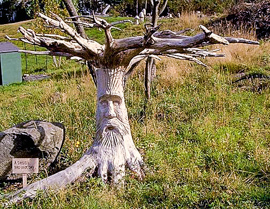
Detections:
101,101,108,108
113,101,120,106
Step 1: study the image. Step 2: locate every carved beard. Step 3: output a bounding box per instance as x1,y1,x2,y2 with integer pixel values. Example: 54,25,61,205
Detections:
96,118,130,148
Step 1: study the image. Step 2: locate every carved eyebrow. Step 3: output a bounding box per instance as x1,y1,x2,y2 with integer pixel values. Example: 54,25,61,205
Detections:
99,94,122,101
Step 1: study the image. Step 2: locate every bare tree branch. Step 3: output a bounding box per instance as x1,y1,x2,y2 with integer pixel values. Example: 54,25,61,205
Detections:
224,37,259,44
154,29,190,39
124,61,141,84
111,20,133,26
19,49,73,57
66,20,95,28
63,0,97,87
166,53,208,67
124,55,160,85
18,26,92,60
92,12,113,47
6,35,34,45
14,13,259,70
113,25,233,56
39,13,102,55
36,33,72,40
184,48,225,57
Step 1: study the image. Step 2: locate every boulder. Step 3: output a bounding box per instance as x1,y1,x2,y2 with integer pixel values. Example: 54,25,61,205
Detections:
0,121,65,179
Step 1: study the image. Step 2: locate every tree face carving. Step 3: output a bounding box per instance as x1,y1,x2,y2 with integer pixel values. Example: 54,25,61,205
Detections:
89,68,142,184
3,9,260,205
95,68,129,147
99,95,122,120
96,94,129,148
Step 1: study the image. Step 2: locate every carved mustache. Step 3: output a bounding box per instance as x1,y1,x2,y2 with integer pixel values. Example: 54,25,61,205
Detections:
96,118,129,147
96,118,129,137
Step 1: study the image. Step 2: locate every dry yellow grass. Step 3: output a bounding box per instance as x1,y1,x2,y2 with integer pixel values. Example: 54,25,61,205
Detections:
205,41,268,68
160,12,209,33
157,58,193,85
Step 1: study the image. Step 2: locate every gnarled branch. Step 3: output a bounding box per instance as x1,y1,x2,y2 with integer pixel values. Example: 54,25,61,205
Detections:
18,26,92,60
224,37,259,44
166,53,208,67
39,13,102,56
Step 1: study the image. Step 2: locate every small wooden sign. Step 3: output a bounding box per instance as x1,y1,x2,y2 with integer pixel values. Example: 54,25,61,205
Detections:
12,158,39,174
12,158,39,188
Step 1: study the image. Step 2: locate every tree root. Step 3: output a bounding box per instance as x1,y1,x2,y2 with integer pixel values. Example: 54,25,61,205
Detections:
2,142,144,206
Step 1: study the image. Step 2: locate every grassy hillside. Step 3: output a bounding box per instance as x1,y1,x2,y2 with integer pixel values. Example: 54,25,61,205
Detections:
0,14,270,208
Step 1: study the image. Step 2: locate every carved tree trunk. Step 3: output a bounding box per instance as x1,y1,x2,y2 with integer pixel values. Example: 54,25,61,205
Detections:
91,68,143,183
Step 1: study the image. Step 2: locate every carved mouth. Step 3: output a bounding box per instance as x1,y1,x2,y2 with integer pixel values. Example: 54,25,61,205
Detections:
107,126,115,131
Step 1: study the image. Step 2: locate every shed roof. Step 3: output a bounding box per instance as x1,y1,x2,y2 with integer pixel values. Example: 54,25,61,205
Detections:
0,42,20,53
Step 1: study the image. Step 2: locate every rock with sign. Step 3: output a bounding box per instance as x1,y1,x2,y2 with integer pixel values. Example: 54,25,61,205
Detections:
0,121,65,180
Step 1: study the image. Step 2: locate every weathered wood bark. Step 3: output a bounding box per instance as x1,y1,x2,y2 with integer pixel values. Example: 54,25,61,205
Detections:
92,68,144,182
145,56,154,99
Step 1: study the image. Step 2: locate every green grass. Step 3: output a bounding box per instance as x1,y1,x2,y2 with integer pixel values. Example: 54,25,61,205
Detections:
1,15,270,208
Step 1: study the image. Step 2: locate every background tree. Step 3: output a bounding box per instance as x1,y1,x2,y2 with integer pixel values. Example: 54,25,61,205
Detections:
145,0,168,100
0,0,31,24
3,3,258,205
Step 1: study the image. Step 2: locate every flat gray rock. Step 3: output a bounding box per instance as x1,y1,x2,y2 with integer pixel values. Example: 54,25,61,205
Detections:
22,74,51,82
0,121,65,179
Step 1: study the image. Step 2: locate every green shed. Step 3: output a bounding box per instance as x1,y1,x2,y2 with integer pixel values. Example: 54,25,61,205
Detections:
0,42,22,85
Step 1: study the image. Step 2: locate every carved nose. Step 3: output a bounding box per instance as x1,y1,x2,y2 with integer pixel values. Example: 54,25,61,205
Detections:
105,102,116,119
